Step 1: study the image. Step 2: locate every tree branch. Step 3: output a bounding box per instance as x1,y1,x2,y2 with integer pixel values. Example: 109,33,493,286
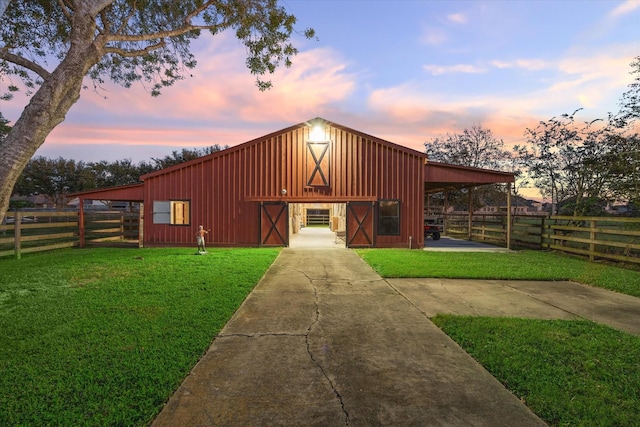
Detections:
106,23,227,44
57,0,73,21
103,39,166,58
184,0,217,23
0,49,51,79
115,1,138,35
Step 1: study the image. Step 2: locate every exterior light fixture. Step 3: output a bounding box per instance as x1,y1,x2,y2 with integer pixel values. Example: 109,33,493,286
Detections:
309,123,325,142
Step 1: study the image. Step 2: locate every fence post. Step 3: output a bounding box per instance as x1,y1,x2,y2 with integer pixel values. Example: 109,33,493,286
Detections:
589,219,596,261
467,189,473,240
14,212,21,260
120,212,125,242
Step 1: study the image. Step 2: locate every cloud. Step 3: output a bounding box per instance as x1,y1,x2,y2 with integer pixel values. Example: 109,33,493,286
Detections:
423,64,486,75
420,27,447,46
490,59,547,71
586,0,640,38
237,48,357,122
447,13,468,24
38,33,360,161
426,58,546,76
608,0,640,18
366,48,637,151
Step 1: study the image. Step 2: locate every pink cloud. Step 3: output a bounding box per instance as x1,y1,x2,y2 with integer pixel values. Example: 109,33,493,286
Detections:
608,0,640,18
447,13,468,24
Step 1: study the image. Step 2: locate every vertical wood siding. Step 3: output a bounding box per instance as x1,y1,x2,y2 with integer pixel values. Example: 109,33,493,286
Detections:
143,122,425,248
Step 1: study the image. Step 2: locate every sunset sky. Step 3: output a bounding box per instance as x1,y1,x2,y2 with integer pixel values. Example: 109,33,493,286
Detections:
1,0,639,167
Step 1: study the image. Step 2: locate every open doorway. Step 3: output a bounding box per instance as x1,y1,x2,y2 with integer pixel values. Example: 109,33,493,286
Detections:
289,203,346,248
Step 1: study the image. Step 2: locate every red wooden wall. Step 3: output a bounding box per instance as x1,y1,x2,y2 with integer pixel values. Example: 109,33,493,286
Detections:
141,119,426,248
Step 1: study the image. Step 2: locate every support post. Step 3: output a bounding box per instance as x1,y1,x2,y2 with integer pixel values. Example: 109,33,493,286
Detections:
444,191,449,236
467,188,473,241
138,202,144,248
506,183,512,250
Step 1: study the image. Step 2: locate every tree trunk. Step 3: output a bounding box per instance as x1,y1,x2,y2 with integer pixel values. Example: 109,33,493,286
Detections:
0,13,100,224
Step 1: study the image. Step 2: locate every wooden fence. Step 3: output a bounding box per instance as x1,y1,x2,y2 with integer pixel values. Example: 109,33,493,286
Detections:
542,216,640,264
0,211,139,259
443,213,640,265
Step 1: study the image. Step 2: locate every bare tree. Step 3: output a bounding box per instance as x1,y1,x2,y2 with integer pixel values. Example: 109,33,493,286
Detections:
0,1,314,223
425,124,512,170
425,124,515,212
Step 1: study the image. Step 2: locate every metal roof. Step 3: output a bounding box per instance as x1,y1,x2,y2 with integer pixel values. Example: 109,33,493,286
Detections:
424,161,515,193
68,183,144,201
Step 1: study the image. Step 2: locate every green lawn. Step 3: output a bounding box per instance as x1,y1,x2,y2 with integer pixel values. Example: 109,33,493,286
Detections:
3,246,640,426
356,249,640,297
0,247,279,426
433,316,640,426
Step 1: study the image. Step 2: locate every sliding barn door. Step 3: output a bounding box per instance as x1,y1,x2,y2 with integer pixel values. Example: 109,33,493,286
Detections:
346,202,375,248
259,202,289,247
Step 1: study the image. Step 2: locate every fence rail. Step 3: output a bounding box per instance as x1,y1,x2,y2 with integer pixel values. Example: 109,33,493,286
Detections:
542,216,640,264
3,210,639,265
305,212,330,226
442,213,640,265
0,211,139,259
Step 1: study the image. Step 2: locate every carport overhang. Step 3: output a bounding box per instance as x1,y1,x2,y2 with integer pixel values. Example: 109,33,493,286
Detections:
424,161,516,249
69,184,144,248
424,161,514,193
70,183,144,202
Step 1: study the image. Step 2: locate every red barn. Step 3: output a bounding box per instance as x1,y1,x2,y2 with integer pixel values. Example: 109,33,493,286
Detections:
74,118,514,248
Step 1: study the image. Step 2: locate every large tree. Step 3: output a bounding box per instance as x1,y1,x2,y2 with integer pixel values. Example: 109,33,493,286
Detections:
615,56,640,128
517,110,618,216
0,0,314,224
13,156,94,208
0,112,9,142
150,144,227,169
425,124,512,170
424,124,515,212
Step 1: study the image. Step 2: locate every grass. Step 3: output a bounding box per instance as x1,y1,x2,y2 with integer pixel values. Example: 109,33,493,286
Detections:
3,246,639,426
0,247,279,426
432,315,640,426
356,249,640,297
356,248,640,425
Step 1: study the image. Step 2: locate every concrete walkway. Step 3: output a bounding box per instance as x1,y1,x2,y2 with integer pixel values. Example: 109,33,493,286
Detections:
424,236,512,252
388,278,640,337
152,248,550,426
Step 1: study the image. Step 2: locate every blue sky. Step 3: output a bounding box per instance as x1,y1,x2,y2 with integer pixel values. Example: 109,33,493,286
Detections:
2,0,639,171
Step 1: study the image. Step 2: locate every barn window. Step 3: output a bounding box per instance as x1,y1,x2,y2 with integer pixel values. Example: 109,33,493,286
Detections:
378,200,400,235
153,200,190,225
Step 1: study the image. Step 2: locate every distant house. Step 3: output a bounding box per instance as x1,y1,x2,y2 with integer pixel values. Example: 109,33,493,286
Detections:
66,198,137,211
71,118,515,248
605,203,632,215
476,204,544,215
10,194,56,209
66,198,108,210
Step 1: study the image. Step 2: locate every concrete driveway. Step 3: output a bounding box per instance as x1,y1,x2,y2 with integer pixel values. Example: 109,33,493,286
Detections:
152,247,640,426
